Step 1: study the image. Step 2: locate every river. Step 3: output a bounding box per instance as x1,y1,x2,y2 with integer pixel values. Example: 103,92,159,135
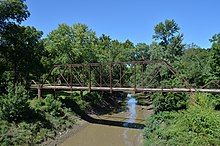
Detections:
60,94,153,146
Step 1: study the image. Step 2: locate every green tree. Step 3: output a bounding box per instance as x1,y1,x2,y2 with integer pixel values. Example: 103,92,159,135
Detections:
0,0,30,82
132,43,149,61
176,47,211,86
110,39,134,62
151,19,184,62
96,34,112,62
210,33,220,79
148,42,163,60
0,0,44,84
96,35,134,62
1,25,44,83
44,23,98,66
0,0,30,29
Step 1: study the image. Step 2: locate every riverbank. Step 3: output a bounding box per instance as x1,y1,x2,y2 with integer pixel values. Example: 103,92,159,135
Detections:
34,91,127,146
41,119,89,146
42,105,153,146
36,92,153,146
57,95,153,146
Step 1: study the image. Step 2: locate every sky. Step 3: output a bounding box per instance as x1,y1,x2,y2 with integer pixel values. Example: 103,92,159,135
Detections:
22,0,220,48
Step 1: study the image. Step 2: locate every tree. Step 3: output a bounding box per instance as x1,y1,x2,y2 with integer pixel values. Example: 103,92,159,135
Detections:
96,34,112,62
210,33,220,79
1,25,44,83
0,0,30,29
96,35,134,62
0,0,44,84
151,19,184,62
132,43,149,61
110,39,134,62
176,47,210,86
44,23,98,66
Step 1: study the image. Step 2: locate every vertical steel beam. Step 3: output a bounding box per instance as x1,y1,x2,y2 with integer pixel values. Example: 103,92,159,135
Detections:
142,63,144,88
100,64,102,87
120,63,122,87
134,63,137,92
88,64,91,91
82,64,85,87
70,64,72,88
110,63,112,93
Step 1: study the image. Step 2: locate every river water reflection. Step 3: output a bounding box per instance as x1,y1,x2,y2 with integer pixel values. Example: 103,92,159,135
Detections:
60,94,152,146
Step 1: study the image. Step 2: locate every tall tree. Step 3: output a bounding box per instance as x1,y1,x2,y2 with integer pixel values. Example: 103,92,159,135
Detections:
96,34,112,62
210,33,220,79
44,23,98,66
1,25,44,83
96,35,134,62
176,47,210,86
0,0,44,84
132,43,150,61
0,0,30,28
151,19,184,62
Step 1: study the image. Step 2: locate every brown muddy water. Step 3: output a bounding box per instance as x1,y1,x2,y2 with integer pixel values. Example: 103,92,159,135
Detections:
60,94,153,146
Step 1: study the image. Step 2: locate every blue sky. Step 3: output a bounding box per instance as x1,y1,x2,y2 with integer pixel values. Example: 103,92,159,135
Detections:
23,0,220,48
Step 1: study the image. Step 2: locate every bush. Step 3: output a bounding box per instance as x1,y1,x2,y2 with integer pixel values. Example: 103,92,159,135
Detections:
0,83,30,122
30,94,76,130
152,92,189,112
144,93,220,146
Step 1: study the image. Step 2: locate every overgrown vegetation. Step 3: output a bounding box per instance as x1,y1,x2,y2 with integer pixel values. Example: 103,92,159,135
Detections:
0,84,123,145
0,84,77,145
144,93,220,146
152,92,189,112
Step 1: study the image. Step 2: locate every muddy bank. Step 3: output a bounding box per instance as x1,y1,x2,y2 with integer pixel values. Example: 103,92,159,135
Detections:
40,119,89,146
59,95,153,146
40,94,153,146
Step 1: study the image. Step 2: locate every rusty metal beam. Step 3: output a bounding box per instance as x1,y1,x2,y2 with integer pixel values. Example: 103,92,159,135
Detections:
110,63,112,93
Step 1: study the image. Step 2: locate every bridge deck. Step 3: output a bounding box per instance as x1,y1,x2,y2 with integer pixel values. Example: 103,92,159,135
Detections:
31,85,220,93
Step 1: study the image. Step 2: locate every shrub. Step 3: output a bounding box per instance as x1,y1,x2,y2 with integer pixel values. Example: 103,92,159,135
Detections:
0,83,29,122
30,94,76,130
152,92,189,112
143,93,220,146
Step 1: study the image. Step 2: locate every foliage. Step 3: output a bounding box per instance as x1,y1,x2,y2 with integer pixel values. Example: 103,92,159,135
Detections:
151,19,184,63
0,83,29,122
0,85,77,145
0,25,44,83
69,91,90,110
43,23,98,66
0,0,30,27
30,94,76,130
175,47,211,86
152,92,189,112
96,34,134,62
0,0,45,84
210,33,220,79
132,43,150,61
144,93,220,146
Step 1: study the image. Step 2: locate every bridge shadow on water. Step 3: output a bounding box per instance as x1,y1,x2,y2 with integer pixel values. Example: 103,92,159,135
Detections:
62,98,145,130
